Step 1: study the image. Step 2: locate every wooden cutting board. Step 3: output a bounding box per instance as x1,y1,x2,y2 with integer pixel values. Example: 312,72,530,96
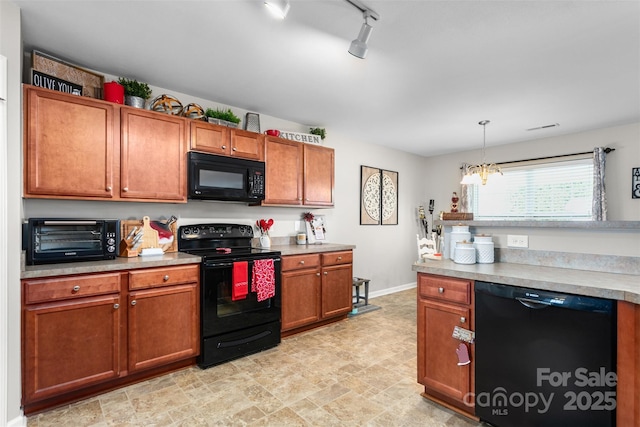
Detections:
140,216,159,250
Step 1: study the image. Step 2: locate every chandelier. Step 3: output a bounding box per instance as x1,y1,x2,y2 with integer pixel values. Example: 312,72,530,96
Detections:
461,120,502,185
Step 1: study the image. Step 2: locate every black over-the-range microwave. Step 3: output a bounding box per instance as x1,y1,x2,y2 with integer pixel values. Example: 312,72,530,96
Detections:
187,152,266,202
24,218,120,265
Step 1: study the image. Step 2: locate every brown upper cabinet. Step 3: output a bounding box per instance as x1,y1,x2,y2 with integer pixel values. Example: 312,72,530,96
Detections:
23,85,187,203
262,136,334,207
189,121,264,161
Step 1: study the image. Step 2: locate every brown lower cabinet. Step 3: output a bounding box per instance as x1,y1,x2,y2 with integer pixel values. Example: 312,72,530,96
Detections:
281,250,353,335
21,264,200,414
417,273,475,417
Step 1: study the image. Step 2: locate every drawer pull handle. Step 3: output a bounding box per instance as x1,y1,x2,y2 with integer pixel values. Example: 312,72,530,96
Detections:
72,285,80,292
163,275,170,281
460,317,466,323
131,300,137,306
300,260,305,265
337,256,342,260
438,287,444,293
113,303,120,309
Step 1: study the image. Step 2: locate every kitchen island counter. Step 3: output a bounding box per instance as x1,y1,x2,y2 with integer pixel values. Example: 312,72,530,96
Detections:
412,260,640,303
21,251,202,279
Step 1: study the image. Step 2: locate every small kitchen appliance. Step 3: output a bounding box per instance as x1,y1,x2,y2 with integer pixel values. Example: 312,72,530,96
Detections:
178,223,282,368
24,218,119,265
187,152,266,203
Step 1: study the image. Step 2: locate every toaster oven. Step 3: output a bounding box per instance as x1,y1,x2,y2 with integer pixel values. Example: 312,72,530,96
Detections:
24,218,120,265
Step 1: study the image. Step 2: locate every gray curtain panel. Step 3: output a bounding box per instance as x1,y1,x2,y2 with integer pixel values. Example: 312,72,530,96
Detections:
592,147,607,221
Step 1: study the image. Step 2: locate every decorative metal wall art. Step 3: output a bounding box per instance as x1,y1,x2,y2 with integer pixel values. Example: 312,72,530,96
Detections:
360,166,398,225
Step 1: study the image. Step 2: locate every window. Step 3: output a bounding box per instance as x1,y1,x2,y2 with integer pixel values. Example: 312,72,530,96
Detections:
470,156,593,220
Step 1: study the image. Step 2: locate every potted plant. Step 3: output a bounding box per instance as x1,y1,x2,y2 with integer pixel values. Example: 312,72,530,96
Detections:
205,107,241,128
309,127,326,140
117,77,152,108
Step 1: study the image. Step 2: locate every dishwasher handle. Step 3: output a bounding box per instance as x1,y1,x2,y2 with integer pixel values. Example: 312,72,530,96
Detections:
516,297,551,309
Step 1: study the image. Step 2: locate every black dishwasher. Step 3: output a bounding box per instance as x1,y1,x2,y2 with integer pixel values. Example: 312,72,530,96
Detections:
475,281,616,427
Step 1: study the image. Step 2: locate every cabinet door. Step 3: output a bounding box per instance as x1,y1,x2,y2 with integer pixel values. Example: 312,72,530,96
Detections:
417,298,472,404
303,144,334,206
281,269,321,331
189,121,231,156
263,137,303,205
24,86,117,199
231,129,264,161
321,263,352,318
120,107,187,202
23,294,121,402
128,283,199,372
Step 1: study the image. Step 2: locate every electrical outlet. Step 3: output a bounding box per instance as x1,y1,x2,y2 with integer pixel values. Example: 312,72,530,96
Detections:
507,234,529,248
294,221,302,232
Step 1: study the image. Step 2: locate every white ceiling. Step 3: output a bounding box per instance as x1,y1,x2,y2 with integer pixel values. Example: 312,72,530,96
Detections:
14,0,640,157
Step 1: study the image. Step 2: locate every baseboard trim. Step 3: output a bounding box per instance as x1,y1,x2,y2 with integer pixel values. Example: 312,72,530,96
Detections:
368,282,416,299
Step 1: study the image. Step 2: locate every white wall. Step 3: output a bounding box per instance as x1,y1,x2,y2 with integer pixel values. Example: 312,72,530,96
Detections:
1,0,25,425
422,122,640,257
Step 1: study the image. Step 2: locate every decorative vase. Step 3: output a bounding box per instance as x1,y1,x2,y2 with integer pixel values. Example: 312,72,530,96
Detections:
259,235,271,248
125,95,146,109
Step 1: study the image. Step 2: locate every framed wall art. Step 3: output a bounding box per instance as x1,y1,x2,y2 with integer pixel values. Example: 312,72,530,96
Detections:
360,166,399,225
633,167,640,199
381,169,398,225
360,166,381,225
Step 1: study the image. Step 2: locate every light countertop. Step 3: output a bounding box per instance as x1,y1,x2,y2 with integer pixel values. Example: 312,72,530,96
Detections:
413,260,640,304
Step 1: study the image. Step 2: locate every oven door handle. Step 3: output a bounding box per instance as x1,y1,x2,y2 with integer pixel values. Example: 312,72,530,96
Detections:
204,261,235,268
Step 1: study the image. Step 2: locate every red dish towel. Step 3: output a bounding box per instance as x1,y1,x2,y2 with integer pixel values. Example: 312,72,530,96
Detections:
232,261,248,301
252,259,275,302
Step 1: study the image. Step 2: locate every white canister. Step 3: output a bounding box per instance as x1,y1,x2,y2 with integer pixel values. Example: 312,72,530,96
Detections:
473,234,494,263
449,225,471,259
453,241,476,264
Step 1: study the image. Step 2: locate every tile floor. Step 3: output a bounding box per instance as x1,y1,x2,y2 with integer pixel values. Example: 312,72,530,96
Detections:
27,289,481,426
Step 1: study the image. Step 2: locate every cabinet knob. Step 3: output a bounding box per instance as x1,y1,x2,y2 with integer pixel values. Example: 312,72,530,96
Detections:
106,186,112,191
113,303,120,309
232,147,237,151
337,256,342,260
300,260,305,265
131,300,137,306
324,271,328,275
316,272,320,276
438,287,444,293
221,145,226,149
298,198,302,201
123,187,129,192
72,285,80,292
163,275,170,281
460,317,466,324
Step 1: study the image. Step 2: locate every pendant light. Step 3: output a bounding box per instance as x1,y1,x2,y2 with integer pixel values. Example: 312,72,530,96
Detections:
461,120,503,185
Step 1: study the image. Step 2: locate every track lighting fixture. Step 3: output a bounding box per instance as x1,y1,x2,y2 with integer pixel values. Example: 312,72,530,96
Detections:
345,0,379,59
264,0,290,19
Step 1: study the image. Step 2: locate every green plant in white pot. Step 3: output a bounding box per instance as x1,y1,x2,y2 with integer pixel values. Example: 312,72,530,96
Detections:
118,77,152,108
205,108,241,128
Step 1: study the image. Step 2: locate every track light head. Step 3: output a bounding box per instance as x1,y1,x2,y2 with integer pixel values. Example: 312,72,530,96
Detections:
348,20,373,59
264,0,290,19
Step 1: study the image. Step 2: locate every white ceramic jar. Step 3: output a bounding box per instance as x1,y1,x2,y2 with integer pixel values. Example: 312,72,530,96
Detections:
473,234,494,263
449,225,471,259
454,241,476,264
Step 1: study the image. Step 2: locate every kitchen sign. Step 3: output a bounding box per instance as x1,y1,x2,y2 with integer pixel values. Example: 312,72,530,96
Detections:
31,69,82,95
279,131,322,145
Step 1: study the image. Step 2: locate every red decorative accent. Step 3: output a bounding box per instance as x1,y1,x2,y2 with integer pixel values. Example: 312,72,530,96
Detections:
232,261,248,301
252,259,275,302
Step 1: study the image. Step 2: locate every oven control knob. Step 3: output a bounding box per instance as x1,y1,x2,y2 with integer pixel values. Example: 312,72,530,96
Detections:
107,246,115,253
107,238,115,245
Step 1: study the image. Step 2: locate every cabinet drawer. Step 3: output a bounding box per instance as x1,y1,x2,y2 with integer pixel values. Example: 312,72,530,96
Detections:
282,254,320,271
24,273,121,304
321,251,352,266
128,265,199,290
419,274,471,305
